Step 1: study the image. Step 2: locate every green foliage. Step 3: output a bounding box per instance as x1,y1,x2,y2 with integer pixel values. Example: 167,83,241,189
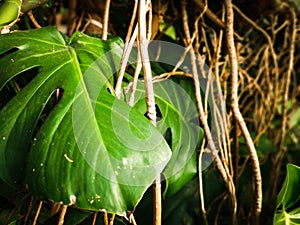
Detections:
159,22,177,40
21,0,50,12
238,132,276,157
1,0,299,221
274,164,300,225
0,0,20,28
128,80,203,196
0,25,205,223
0,26,173,215
134,168,227,225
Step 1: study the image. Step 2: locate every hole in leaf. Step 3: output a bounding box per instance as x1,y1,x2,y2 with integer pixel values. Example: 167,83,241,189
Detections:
286,199,300,213
0,85,16,109
156,104,162,122
13,67,40,89
164,128,172,148
143,104,163,122
35,88,64,132
106,87,113,94
0,67,40,108
0,48,19,59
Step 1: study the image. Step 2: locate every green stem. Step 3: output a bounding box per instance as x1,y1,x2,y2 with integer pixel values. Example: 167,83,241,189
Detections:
0,0,21,28
21,0,49,12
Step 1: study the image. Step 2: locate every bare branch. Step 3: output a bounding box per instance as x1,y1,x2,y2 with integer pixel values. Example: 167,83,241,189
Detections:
224,0,262,223
102,0,111,40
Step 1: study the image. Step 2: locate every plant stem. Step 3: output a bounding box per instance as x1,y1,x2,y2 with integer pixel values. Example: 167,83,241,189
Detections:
104,212,109,225
102,0,111,40
268,4,297,218
224,0,262,223
115,0,139,97
109,214,115,225
153,177,162,225
181,0,237,222
138,1,160,225
58,205,68,225
92,212,98,225
32,201,43,225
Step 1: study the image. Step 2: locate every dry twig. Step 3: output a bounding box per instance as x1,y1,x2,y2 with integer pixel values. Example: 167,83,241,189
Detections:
102,0,111,40
268,4,297,216
32,201,43,225
181,0,237,223
57,205,68,225
224,0,262,223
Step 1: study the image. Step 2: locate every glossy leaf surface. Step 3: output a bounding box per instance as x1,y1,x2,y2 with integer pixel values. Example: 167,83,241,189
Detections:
0,27,171,215
274,164,300,225
128,79,203,196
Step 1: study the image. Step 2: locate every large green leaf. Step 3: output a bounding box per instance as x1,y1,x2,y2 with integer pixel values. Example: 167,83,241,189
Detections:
0,26,171,215
274,164,300,225
127,79,204,196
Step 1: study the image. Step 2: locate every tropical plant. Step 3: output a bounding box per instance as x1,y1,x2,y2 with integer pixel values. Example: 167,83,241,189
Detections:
0,0,300,225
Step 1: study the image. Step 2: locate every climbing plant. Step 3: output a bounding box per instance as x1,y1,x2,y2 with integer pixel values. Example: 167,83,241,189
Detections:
0,0,300,225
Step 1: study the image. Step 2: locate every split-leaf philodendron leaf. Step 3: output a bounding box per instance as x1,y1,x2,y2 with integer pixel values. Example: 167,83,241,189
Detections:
126,80,204,196
274,164,300,225
0,26,172,215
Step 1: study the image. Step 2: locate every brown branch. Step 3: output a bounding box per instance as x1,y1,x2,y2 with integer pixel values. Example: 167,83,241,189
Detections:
192,0,242,41
193,0,225,30
92,212,98,225
232,4,278,79
138,0,156,123
269,4,297,215
128,55,142,106
58,205,68,225
224,0,262,223
75,9,85,33
109,214,115,225
32,201,43,225
24,196,35,225
153,71,193,82
115,0,139,98
125,0,139,43
137,1,160,225
104,212,109,225
102,0,111,40
58,196,76,225
232,4,280,137
181,0,237,223
129,214,138,225
199,140,209,225
27,10,41,28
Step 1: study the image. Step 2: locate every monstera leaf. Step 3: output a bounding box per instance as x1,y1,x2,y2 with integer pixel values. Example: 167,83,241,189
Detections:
127,79,204,196
0,26,171,215
274,164,300,225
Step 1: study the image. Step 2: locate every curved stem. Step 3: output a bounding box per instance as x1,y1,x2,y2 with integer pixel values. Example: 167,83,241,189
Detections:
224,0,262,223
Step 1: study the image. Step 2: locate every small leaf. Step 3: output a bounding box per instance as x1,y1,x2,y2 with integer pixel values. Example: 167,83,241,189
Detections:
274,164,300,225
289,108,300,128
159,22,177,40
0,0,20,28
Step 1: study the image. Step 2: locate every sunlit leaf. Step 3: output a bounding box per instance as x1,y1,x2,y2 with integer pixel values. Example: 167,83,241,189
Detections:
159,21,177,40
127,79,203,196
274,164,300,225
0,26,171,215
